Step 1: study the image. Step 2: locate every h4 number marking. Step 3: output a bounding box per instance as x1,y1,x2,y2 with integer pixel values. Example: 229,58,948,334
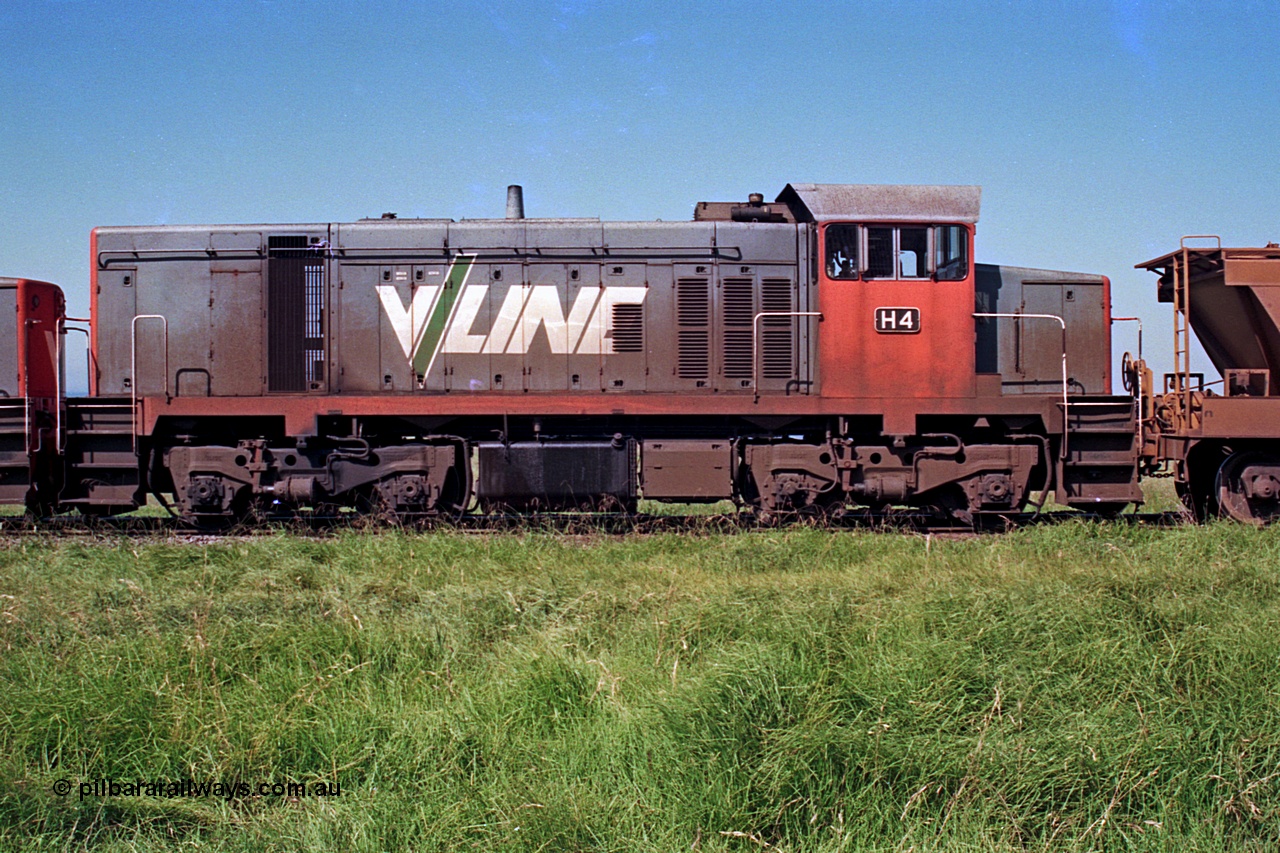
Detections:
874,307,921,334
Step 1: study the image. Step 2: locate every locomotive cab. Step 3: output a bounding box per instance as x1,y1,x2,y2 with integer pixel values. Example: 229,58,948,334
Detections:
818,219,975,407
775,184,981,425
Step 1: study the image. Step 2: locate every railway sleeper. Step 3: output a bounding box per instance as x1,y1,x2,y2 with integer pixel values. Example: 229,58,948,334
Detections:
164,438,469,522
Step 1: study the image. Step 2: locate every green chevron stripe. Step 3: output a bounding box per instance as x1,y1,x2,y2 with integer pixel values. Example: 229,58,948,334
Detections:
412,257,473,377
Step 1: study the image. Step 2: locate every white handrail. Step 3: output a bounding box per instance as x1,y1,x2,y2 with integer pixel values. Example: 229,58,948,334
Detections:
973,312,1067,411
752,311,823,400
973,312,1069,459
1110,316,1143,362
21,321,29,454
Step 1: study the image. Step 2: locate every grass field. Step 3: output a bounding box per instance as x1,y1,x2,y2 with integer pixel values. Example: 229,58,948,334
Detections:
2,502,1279,850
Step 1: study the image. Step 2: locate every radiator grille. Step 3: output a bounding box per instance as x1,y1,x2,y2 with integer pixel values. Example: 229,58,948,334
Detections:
678,331,709,378
304,264,326,386
268,236,307,391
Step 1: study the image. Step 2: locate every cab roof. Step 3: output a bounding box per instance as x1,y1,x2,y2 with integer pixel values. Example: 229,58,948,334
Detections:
776,183,981,224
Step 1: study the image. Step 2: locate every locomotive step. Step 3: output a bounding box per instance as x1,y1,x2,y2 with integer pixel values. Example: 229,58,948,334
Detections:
1064,460,1138,468
1066,426,1139,434
67,462,139,470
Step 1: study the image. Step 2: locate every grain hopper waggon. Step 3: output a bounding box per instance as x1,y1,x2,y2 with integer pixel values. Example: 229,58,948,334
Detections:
1134,240,1280,523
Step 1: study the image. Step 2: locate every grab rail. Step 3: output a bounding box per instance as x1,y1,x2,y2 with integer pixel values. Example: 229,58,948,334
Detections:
63,326,92,399
1110,316,1143,362
973,312,1068,458
752,311,823,401
1180,235,1221,250
54,319,62,453
20,318,29,453
130,314,169,449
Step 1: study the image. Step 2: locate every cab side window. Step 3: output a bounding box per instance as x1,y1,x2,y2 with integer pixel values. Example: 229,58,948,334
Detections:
935,225,968,281
825,223,969,281
825,223,859,279
865,227,894,278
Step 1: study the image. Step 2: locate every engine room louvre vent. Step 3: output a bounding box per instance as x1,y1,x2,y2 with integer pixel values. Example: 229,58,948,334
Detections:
676,277,710,325
761,277,794,379
611,303,644,353
676,330,708,378
676,277,710,379
722,276,754,378
761,276,793,313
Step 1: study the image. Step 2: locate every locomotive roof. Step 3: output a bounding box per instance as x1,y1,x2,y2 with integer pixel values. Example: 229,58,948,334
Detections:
776,184,981,224
91,184,984,236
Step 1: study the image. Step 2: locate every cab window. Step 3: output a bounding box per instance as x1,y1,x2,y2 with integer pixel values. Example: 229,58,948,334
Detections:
866,226,930,280
865,227,893,278
825,223,859,279
898,228,928,278
826,223,969,281
935,225,968,281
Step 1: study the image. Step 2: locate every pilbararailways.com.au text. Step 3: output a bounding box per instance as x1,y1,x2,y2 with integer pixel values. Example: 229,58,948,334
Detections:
50,777,343,802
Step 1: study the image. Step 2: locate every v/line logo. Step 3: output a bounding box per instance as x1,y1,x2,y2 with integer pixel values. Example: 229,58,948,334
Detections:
376,257,648,378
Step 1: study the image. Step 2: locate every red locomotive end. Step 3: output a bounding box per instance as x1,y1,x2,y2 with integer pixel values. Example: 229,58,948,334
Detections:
1,278,66,510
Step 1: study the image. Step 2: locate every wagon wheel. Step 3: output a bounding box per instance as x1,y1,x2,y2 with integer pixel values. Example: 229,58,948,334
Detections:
1214,451,1280,525
1175,479,1212,523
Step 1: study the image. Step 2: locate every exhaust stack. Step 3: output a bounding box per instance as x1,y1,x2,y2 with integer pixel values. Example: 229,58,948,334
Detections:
506,185,525,219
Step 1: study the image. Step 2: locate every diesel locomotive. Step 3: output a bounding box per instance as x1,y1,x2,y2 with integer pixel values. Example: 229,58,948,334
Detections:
7,181,1225,525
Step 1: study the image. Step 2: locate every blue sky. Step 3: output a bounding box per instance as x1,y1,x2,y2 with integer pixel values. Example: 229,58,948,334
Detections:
3,0,1278,389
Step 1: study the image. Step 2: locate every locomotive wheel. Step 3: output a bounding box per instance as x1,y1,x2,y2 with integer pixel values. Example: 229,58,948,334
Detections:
919,485,975,526
187,491,255,530
1215,451,1280,525
354,484,412,526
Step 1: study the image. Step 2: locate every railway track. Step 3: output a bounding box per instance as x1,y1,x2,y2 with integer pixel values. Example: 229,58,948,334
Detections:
0,509,1191,540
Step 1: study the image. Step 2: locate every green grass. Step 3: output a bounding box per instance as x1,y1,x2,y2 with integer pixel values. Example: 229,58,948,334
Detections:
2,510,1279,850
